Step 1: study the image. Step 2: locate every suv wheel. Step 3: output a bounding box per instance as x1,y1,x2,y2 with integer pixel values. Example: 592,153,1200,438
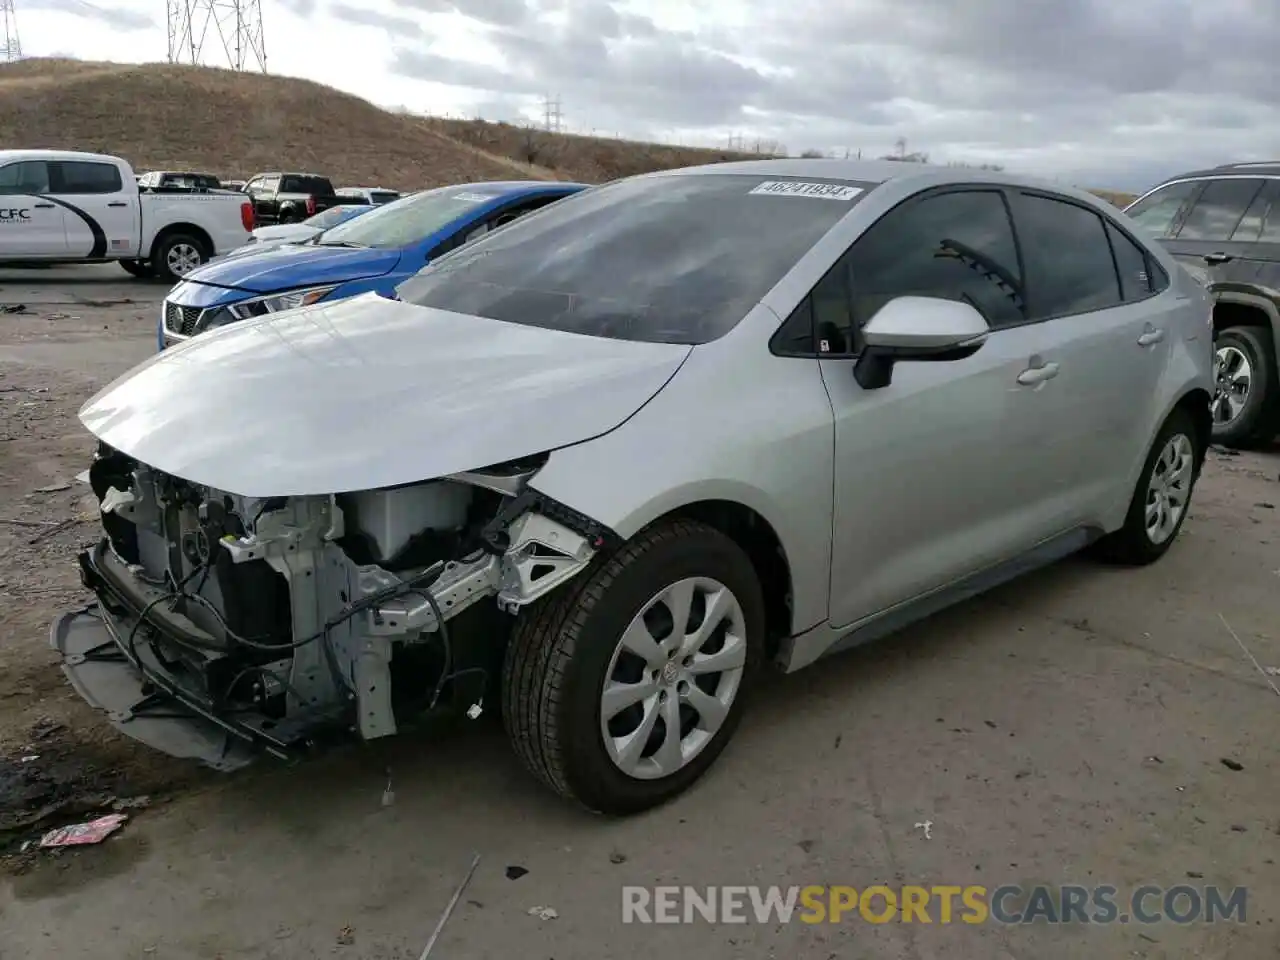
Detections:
1092,408,1200,565
502,519,765,814
1211,326,1276,447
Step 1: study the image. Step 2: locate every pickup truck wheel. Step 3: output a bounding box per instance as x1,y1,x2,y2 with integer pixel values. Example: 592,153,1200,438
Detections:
502,519,765,814
118,259,155,279
152,233,209,282
1211,326,1277,447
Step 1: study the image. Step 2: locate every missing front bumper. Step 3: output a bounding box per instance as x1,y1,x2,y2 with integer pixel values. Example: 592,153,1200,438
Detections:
50,605,257,772
49,543,344,771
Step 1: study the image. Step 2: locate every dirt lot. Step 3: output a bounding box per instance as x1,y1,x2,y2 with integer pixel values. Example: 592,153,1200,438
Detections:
1,269,1279,959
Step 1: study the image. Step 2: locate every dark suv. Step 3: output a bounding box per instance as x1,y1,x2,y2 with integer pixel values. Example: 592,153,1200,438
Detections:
1123,162,1280,446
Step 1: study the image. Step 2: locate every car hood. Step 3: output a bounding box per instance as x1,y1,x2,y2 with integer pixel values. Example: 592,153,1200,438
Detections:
252,223,319,243
181,243,402,294
79,293,692,498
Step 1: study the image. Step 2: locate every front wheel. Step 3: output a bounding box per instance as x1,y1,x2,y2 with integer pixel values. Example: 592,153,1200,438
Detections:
1092,408,1200,565
152,233,209,282
502,519,765,814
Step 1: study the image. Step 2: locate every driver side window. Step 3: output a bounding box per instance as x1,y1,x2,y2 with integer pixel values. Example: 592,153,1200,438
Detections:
0,161,51,195
775,189,1026,357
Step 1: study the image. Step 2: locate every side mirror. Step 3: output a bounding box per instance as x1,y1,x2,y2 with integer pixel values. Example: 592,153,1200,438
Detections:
854,296,990,390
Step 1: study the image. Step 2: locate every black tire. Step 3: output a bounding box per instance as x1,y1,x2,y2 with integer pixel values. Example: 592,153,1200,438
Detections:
151,232,209,283
1092,408,1201,565
502,519,766,815
1211,325,1277,448
118,259,155,279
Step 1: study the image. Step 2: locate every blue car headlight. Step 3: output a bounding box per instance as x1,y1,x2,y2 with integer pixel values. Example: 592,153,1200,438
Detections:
223,285,339,323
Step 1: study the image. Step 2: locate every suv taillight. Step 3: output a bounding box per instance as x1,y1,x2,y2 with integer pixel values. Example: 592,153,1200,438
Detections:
306,196,316,216
240,201,255,232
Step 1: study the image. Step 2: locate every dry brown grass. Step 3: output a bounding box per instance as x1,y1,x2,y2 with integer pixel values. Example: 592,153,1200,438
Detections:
0,58,1131,203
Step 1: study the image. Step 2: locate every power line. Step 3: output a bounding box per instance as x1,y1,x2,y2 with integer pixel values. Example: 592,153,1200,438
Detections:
1,0,20,62
167,0,266,72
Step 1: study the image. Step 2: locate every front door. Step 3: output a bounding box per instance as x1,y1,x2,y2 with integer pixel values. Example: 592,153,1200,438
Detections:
814,187,1068,629
0,160,68,257
49,159,139,258
1160,176,1267,288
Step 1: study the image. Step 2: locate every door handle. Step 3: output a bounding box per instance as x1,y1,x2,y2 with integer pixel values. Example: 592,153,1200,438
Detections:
1137,328,1165,347
1203,252,1233,265
107,201,127,208
33,202,54,209
1016,362,1060,385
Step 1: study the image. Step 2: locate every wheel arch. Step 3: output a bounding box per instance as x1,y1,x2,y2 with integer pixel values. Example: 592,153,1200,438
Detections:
1212,291,1280,344
639,499,795,660
150,222,213,261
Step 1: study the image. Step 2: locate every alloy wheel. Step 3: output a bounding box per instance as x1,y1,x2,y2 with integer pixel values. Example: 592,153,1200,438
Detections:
599,577,747,780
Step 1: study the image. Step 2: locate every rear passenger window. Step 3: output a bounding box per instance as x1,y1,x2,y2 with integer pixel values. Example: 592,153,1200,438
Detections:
1015,193,1121,318
1253,182,1280,243
54,161,123,194
845,189,1026,333
1174,178,1264,241
1105,220,1155,301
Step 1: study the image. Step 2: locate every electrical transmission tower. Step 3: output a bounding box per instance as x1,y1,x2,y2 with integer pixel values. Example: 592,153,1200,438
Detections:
167,0,266,72
541,94,562,133
1,0,21,63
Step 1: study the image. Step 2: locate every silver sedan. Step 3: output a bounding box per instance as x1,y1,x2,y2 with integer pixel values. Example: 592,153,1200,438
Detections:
57,159,1214,814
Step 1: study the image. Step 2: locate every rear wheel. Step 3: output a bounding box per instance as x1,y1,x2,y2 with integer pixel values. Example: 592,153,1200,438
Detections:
1092,408,1200,565
152,233,209,282
118,259,155,279
502,520,765,814
1211,326,1276,447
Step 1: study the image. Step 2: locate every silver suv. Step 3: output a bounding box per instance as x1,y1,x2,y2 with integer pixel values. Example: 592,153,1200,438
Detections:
56,160,1214,814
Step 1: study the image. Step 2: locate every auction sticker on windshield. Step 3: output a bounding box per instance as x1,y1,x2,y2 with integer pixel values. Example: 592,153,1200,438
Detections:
748,181,863,200
453,192,497,202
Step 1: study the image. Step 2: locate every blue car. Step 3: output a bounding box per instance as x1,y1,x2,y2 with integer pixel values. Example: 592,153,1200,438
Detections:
158,180,587,349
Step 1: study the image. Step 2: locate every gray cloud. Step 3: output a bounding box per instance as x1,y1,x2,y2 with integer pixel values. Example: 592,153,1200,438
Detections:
329,2,426,37
23,0,153,30
386,0,1280,189
390,0,532,28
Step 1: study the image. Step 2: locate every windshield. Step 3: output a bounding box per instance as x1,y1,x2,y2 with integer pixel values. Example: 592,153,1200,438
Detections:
316,186,499,249
304,204,371,229
395,173,872,344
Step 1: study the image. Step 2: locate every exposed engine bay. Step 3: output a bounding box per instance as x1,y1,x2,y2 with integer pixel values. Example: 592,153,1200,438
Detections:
54,442,609,769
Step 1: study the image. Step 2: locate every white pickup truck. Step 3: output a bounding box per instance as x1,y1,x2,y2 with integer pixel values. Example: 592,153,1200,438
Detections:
0,150,255,281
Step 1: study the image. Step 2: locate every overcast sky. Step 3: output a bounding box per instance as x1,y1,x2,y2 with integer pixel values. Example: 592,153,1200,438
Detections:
12,0,1279,190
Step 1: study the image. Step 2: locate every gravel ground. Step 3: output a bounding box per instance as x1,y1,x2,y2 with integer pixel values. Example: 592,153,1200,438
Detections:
1,275,1278,959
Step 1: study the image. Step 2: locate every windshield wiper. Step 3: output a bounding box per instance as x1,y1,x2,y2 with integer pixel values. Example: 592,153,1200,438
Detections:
314,240,368,248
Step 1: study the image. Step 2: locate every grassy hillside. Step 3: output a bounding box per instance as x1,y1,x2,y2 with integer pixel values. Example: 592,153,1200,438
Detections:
0,58,762,187
0,58,1131,205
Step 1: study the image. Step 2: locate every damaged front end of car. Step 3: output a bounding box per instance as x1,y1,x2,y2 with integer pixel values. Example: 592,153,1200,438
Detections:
52,442,612,770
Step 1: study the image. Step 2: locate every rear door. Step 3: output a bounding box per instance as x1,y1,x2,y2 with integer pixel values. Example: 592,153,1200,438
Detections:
49,159,139,257
1006,189,1173,522
0,159,68,257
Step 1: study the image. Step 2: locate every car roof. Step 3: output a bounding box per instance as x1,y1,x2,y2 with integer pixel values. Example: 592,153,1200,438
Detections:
0,148,126,164
626,158,1112,208
432,180,589,195
1146,160,1280,184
